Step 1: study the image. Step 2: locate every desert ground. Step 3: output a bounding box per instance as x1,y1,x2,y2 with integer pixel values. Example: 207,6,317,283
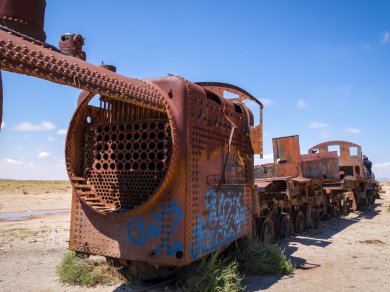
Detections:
0,181,390,292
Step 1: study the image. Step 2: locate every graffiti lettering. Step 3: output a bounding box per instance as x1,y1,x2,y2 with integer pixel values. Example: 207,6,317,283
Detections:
127,200,184,256
190,189,247,259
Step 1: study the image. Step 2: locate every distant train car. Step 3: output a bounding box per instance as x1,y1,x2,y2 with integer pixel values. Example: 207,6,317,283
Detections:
254,136,381,243
308,141,380,210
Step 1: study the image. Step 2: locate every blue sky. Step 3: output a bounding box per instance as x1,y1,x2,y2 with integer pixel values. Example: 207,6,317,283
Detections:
0,0,389,179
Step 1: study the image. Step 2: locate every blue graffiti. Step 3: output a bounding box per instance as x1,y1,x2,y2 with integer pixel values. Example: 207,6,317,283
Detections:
190,189,247,259
127,200,184,256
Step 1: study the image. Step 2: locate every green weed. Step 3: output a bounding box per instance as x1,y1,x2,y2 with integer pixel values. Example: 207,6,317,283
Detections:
179,253,244,292
57,252,125,287
232,237,294,275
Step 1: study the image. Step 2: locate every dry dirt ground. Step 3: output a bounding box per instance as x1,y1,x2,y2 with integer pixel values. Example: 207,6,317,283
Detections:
1,181,390,292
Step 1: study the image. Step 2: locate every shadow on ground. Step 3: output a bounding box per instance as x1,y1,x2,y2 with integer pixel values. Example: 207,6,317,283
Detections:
244,203,380,291
107,204,381,292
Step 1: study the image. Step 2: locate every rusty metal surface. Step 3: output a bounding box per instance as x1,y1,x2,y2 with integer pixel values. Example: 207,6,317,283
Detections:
0,2,260,271
271,135,302,177
301,152,339,179
196,82,264,157
65,77,256,267
0,0,46,41
308,140,363,178
59,33,86,60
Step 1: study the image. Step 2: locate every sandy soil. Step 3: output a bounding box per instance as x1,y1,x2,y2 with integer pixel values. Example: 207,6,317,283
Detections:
0,180,71,213
247,185,390,292
0,182,389,292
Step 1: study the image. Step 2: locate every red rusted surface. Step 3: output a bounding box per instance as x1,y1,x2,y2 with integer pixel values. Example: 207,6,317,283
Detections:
59,33,86,60
0,3,263,277
301,152,339,180
309,141,364,178
0,0,46,41
308,140,380,208
272,135,302,177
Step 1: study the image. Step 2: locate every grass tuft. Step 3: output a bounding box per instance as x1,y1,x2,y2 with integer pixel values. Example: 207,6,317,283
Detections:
57,252,126,287
179,237,293,291
179,253,245,292
232,237,294,275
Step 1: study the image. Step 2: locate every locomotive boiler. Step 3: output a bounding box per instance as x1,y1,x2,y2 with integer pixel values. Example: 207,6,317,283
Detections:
0,0,264,278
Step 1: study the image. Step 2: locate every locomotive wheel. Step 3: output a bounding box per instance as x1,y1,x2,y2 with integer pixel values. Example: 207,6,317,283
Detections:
260,216,275,244
320,205,328,220
331,203,340,218
371,193,376,205
367,191,375,205
345,198,352,214
305,206,314,229
294,211,305,234
277,213,292,239
313,211,320,228
350,193,358,211
341,199,349,216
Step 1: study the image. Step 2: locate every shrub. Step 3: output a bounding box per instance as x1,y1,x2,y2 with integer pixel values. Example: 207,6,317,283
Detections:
179,253,245,292
57,252,125,287
232,237,294,275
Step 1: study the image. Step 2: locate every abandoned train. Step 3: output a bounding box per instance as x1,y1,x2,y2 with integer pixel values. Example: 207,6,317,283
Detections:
253,136,381,244
0,0,381,279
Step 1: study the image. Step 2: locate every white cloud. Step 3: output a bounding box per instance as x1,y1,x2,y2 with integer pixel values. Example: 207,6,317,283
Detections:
0,158,24,165
381,31,390,44
56,128,67,136
47,136,55,142
254,153,274,165
296,99,308,109
38,152,51,159
309,122,329,129
345,128,361,134
375,162,390,169
260,98,272,106
1,121,5,130
0,159,67,180
309,122,330,138
14,120,56,131
373,162,390,179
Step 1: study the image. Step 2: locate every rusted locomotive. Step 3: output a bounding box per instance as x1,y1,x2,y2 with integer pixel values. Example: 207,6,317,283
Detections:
0,0,382,280
0,0,265,278
254,136,381,243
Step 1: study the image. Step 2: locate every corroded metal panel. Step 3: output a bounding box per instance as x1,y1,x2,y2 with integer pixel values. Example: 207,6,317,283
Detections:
0,0,46,41
272,135,302,177
301,152,339,179
309,141,363,178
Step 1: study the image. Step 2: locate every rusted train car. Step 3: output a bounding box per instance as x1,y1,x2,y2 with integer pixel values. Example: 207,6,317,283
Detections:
254,136,381,243
0,0,382,280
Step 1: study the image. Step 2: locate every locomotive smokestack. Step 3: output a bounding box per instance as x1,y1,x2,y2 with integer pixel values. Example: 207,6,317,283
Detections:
0,0,46,42
59,33,86,60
